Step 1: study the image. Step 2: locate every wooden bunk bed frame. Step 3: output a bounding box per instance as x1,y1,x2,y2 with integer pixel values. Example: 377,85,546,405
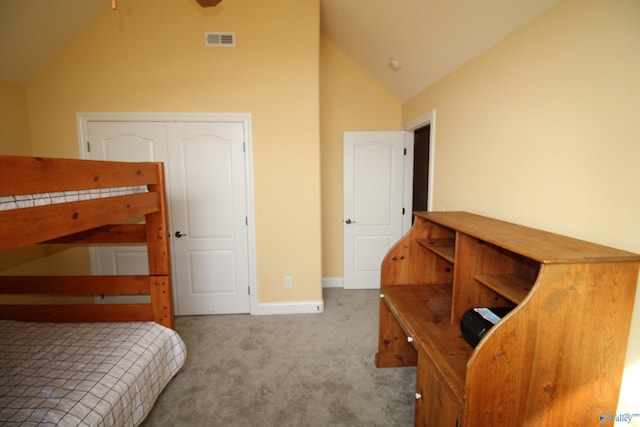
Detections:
0,155,175,329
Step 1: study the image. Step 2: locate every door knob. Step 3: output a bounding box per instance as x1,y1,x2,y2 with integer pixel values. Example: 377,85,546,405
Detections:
345,219,357,224
175,231,187,238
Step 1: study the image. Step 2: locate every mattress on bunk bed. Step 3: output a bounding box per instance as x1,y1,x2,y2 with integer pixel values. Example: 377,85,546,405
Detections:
0,186,148,211
0,320,186,426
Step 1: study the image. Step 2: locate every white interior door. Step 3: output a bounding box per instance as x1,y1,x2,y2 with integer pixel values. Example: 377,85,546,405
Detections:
83,116,252,314
167,122,251,315
343,131,408,289
85,121,168,303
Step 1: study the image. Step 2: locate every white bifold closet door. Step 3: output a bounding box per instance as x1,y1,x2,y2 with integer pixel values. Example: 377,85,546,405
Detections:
85,119,251,315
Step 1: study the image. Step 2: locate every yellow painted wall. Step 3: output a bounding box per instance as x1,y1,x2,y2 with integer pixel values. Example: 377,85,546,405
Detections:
319,34,402,279
0,79,50,276
402,0,640,416
25,0,322,304
0,79,31,155
0,245,49,276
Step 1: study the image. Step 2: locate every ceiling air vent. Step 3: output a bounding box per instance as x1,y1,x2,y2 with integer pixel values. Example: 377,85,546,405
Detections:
205,32,236,47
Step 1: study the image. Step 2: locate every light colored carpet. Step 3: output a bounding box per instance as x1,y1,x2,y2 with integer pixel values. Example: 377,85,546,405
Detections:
142,288,415,426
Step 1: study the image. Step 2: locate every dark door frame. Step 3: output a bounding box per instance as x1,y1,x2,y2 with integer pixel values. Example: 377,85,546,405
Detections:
402,109,436,233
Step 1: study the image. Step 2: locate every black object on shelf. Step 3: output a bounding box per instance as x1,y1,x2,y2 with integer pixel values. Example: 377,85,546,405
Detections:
461,307,513,347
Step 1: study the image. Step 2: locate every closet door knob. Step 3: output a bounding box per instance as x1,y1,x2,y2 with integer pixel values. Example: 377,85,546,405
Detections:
415,392,423,400
345,218,357,224
175,231,187,238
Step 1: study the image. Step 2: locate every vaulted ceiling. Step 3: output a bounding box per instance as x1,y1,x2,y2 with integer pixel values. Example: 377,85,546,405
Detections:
0,0,111,86
321,0,559,101
0,0,559,102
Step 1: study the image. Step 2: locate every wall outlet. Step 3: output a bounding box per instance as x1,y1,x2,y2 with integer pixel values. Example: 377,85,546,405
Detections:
284,275,293,288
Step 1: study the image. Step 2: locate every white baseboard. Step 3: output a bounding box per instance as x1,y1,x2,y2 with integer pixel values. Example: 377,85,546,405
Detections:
252,299,324,315
250,277,344,315
322,277,344,288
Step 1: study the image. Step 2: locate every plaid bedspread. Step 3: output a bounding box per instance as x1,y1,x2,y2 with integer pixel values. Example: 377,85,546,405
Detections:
0,320,186,426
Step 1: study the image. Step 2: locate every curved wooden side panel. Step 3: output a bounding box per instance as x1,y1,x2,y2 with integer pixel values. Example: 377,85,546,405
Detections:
381,217,454,287
380,231,412,286
464,261,640,427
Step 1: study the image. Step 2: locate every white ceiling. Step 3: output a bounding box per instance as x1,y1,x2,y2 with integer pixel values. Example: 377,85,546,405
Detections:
321,0,559,101
0,0,559,101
